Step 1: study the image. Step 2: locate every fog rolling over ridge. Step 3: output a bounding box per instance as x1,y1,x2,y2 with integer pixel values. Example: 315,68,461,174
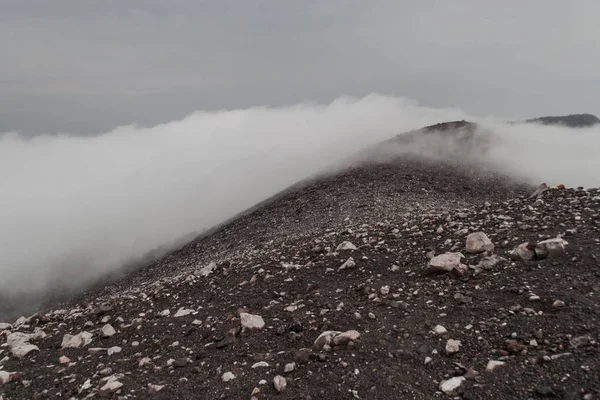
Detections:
0,94,599,305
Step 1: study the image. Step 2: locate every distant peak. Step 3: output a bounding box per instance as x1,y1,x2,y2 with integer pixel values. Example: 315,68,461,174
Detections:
525,113,600,128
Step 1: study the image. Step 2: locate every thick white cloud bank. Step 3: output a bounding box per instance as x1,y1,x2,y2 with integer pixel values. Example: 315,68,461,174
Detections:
0,94,598,298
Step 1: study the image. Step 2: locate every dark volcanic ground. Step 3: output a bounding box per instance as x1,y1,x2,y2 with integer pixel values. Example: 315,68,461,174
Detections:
1,124,600,400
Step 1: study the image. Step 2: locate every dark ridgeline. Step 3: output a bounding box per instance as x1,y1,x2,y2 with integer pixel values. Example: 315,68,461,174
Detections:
525,113,600,128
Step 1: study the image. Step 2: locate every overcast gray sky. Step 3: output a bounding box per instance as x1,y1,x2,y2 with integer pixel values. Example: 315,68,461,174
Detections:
1,0,599,135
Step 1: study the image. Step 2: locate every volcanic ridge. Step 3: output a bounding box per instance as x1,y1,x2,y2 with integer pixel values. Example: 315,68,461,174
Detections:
0,120,599,400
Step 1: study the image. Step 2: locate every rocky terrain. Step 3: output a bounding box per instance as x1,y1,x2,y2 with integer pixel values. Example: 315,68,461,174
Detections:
1,123,599,399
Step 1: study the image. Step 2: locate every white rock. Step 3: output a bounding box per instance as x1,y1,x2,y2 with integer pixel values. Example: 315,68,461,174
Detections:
174,308,194,317
513,242,536,261
0,371,11,384
159,309,171,316
222,372,236,382
7,330,45,358
332,330,361,346
7,329,45,348
59,356,71,364
284,362,296,373
336,241,357,251
100,376,123,393
339,257,356,270
486,360,506,372
439,376,465,396
252,361,269,368
78,379,92,393
240,313,265,330
552,300,566,308
273,375,287,392
198,262,217,277
466,232,494,254
433,325,447,335
139,357,152,367
11,344,39,358
148,383,165,394
380,286,390,296
445,339,461,355
107,346,122,356
428,252,467,273
101,324,116,338
536,237,568,259
61,332,93,349
0,323,12,330
313,330,342,350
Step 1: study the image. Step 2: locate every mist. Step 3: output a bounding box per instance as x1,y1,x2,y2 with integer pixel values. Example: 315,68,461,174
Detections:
1,93,599,310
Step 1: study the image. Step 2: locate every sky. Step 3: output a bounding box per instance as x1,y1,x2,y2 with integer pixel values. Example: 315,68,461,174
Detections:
1,0,600,135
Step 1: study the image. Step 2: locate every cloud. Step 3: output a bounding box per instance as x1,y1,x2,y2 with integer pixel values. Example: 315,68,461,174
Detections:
1,93,600,318
0,94,466,299
1,1,599,122
482,119,600,188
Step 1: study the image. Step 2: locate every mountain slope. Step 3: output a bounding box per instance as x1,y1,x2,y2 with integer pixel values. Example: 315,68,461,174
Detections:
1,122,599,399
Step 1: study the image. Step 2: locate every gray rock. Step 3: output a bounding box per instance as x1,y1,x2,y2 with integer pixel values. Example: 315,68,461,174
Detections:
336,241,357,251
529,183,549,198
174,308,194,317
439,376,465,396
445,339,461,355
7,329,45,358
11,344,39,358
465,232,494,254
273,375,287,392
332,330,361,346
222,372,236,382
240,313,265,330
284,362,296,373
61,332,93,349
477,254,506,270
99,376,123,394
197,262,217,277
101,324,116,338
252,361,269,368
552,300,565,308
512,242,536,261
428,252,467,274
0,371,12,385
107,346,122,356
148,384,165,394
313,330,342,350
339,257,356,271
433,325,448,335
485,360,506,372
535,237,568,259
